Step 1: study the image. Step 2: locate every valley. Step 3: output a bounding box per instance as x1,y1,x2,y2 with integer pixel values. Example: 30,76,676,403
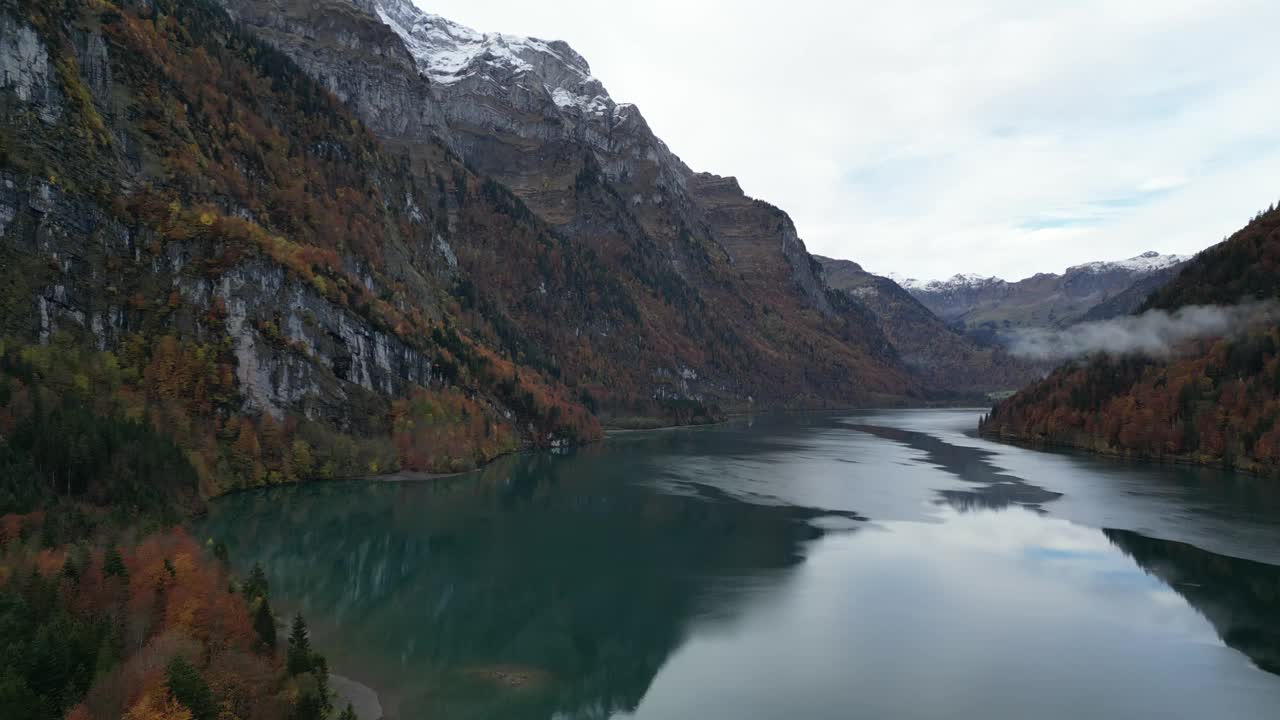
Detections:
0,1,1276,719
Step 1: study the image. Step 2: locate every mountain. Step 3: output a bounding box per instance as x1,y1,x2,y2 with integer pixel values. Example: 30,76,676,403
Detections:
1079,261,1188,321
0,0,933,504
1,0,618,498
981,206,1280,476
816,257,1042,395
894,251,1190,344
218,0,923,413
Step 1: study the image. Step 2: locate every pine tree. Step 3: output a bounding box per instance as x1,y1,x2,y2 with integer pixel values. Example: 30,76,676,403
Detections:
253,597,277,652
166,657,219,720
313,654,332,713
338,703,359,720
102,546,128,581
287,613,313,675
292,691,325,720
243,562,269,601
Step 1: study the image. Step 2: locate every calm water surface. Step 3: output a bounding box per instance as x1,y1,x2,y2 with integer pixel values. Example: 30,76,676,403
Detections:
203,410,1280,719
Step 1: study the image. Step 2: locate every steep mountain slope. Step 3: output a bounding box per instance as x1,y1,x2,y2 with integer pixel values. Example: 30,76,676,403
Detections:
982,207,1280,476
0,0,609,499
221,0,920,415
0,0,927,510
817,257,1042,395
896,251,1189,344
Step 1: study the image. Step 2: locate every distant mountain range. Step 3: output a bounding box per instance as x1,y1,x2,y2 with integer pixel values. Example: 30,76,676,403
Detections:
983,206,1280,476
890,251,1191,344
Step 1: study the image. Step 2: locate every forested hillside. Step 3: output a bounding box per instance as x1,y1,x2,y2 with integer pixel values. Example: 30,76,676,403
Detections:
982,205,1280,475
1,0,622,503
1,511,348,720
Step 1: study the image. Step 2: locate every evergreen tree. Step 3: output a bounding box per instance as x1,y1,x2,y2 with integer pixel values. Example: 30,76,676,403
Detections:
166,657,218,720
243,562,269,602
253,597,277,652
313,654,331,713
338,703,359,720
292,691,325,720
103,546,128,580
287,613,313,675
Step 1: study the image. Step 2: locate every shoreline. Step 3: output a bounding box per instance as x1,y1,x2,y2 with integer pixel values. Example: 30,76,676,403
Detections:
202,404,998,505
328,673,384,720
979,429,1278,480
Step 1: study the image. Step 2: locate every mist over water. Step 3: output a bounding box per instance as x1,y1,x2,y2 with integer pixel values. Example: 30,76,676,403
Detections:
1006,301,1280,362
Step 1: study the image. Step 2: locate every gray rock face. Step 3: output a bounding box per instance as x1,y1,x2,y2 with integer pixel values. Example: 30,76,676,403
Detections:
364,0,677,176
686,173,834,317
220,0,452,148
218,0,908,410
206,258,435,423
0,12,61,124
0,171,128,346
355,0,833,317
0,169,433,430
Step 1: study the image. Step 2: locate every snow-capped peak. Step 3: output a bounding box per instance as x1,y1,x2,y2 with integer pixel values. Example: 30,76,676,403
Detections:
885,273,921,290
1067,250,1188,275
370,0,614,116
888,251,1186,292
889,272,1000,293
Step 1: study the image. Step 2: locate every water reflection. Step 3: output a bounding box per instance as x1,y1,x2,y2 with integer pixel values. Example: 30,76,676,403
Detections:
1106,529,1280,675
625,509,1280,720
202,412,1280,720
207,448,835,719
846,423,1062,510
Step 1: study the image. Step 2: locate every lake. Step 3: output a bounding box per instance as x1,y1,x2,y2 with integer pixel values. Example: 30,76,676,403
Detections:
202,410,1280,719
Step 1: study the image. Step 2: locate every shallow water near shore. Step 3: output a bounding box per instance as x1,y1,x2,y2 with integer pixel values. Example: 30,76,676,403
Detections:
202,409,1280,719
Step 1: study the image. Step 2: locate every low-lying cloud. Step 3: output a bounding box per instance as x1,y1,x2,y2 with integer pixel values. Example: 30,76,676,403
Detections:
1006,301,1280,362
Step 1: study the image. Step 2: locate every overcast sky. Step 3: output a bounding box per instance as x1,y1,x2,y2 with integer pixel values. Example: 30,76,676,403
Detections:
416,0,1280,281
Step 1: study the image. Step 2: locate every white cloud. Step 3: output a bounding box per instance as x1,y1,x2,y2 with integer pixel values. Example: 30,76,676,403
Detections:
414,0,1280,281
1138,175,1190,193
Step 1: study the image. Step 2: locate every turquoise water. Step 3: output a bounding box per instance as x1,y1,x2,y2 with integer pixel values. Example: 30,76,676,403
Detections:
203,410,1280,719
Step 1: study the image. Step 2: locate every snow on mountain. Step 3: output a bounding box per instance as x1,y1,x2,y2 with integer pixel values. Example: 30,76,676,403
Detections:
371,0,616,117
1066,250,1189,275
885,249,1193,336
888,272,1002,293
887,251,1187,293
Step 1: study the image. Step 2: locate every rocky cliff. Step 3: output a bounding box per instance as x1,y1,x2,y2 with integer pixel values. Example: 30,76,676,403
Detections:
0,0,608,495
220,0,921,415
215,0,452,148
